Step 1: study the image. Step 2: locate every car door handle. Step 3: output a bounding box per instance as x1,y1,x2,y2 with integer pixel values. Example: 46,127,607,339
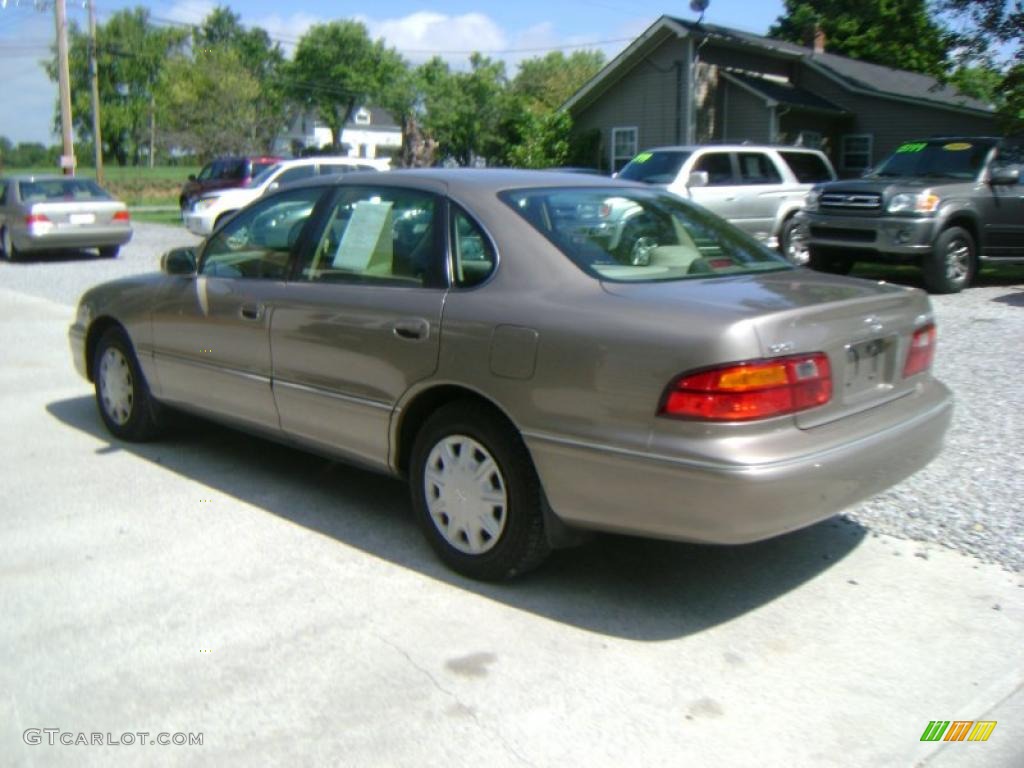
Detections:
390,318,430,341
239,303,264,321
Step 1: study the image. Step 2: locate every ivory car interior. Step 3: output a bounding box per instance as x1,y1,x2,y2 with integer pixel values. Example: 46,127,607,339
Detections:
70,169,952,580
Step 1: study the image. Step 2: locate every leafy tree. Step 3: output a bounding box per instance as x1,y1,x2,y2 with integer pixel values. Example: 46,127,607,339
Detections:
192,6,287,152
289,21,405,150
769,1,952,77
512,50,605,112
157,48,262,159
47,8,187,165
505,110,572,168
417,54,510,165
939,0,1024,132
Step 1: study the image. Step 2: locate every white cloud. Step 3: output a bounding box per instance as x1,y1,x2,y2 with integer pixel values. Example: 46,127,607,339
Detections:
362,11,507,61
163,0,216,26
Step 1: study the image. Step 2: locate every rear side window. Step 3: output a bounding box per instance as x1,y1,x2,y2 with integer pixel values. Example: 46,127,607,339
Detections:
618,151,692,184
276,166,316,185
692,152,734,185
251,159,277,176
222,160,246,180
737,153,783,185
451,205,496,288
779,151,835,183
500,187,789,283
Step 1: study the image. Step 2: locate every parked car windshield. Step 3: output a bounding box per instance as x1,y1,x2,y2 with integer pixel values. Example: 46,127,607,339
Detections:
251,159,278,176
617,151,692,184
867,139,996,180
500,187,791,283
247,163,284,188
18,179,111,202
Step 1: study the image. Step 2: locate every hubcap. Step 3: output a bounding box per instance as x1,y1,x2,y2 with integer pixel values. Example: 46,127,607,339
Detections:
423,435,508,555
945,238,971,283
98,347,134,426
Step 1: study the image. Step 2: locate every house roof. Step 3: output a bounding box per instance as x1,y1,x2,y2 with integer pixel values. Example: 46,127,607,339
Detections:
563,15,994,117
723,71,847,115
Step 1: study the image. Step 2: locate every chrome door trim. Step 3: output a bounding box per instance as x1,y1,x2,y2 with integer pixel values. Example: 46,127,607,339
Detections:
272,378,392,411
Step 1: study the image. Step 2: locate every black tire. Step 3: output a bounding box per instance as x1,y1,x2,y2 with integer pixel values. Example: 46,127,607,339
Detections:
99,246,119,259
1,226,19,262
807,246,853,275
922,226,975,294
779,216,808,266
93,326,163,441
409,401,550,581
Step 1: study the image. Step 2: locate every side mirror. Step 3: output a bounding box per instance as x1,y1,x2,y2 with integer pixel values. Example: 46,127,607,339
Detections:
187,174,197,182
687,171,709,188
267,182,280,193
989,165,1021,186
161,246,197,276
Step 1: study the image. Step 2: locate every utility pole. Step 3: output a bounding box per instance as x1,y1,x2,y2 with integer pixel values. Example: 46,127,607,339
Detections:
87,0,104,184
54,0,75,175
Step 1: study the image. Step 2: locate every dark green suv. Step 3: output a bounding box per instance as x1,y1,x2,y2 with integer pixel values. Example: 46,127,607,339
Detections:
798,136,1024,293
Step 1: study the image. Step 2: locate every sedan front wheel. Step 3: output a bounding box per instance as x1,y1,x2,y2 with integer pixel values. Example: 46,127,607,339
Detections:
94,327,162,441
410,401,550,581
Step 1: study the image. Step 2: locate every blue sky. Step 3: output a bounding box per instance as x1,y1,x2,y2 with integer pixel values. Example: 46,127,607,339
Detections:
0,1,787,145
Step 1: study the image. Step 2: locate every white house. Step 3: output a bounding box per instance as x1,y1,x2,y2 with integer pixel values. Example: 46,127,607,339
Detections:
275,106,401,160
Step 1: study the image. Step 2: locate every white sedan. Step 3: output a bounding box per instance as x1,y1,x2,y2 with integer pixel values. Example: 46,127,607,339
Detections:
183,156,387,236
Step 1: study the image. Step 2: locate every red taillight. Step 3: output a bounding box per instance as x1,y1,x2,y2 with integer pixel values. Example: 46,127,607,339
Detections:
25,213,51,225
113,210,130,222
903,324,936,378
660,353,832,421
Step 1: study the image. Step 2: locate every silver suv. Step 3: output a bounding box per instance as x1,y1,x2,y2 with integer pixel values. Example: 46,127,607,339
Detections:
617,144,836,263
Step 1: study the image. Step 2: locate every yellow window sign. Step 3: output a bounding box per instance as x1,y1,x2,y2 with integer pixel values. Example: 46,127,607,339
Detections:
633,152,653,163
943,142,972,151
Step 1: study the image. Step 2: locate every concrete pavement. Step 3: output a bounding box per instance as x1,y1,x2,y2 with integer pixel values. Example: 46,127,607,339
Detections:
0,286,1021,767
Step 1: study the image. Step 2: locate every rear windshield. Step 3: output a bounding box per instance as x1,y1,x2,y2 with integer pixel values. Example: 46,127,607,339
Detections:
18,179,111,202
248,163,283,187
870,139,996,180
251,159,278,177
499,187,790,283
778,151,835,183
617,151,692,184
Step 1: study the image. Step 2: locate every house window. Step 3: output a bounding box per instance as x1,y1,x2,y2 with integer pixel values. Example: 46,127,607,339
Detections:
355,108,371,126
611,127,638,172
841,134,873,172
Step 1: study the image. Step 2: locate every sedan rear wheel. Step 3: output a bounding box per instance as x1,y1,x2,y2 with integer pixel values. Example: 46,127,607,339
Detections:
1,227,19,262
410,401,550,581
94,327,162,441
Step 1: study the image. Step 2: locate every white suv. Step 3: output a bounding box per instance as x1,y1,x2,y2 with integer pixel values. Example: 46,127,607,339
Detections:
183,156,388,236
617,144,836,263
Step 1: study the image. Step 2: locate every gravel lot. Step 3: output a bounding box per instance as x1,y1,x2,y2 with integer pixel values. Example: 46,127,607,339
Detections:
2,222,1022,571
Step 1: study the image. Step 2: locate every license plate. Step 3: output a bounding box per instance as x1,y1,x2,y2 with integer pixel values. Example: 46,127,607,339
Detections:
69,213,95,225
842,337,891,398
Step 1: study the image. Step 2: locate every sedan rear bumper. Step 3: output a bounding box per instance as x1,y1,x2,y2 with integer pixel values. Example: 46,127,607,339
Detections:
13,226,132,252
525,381,953,544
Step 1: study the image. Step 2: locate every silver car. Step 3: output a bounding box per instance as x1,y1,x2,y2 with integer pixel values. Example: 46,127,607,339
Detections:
69,170,952,580
0,175,132,260
617,145,836,264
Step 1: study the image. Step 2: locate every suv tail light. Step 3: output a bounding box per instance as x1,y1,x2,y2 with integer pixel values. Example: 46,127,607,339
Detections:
113,210,130,222
903,324,936,378
660,353,832,421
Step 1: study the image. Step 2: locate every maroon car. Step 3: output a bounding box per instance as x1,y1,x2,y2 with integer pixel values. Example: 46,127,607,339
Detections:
178,155,281,211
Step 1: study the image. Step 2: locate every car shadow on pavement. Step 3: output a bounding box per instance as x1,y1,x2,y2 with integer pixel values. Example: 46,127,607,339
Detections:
849,262,1024,290
5,248,111,264
991,289,1024,307
48,395,868,642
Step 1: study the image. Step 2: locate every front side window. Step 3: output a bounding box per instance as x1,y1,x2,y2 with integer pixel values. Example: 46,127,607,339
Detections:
692,152,735,185
200,186,326,279
500,187,790,283
275,165,316,185
196,162,216,181
611,127,638,173
737,152,783,185
299,187,443,287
